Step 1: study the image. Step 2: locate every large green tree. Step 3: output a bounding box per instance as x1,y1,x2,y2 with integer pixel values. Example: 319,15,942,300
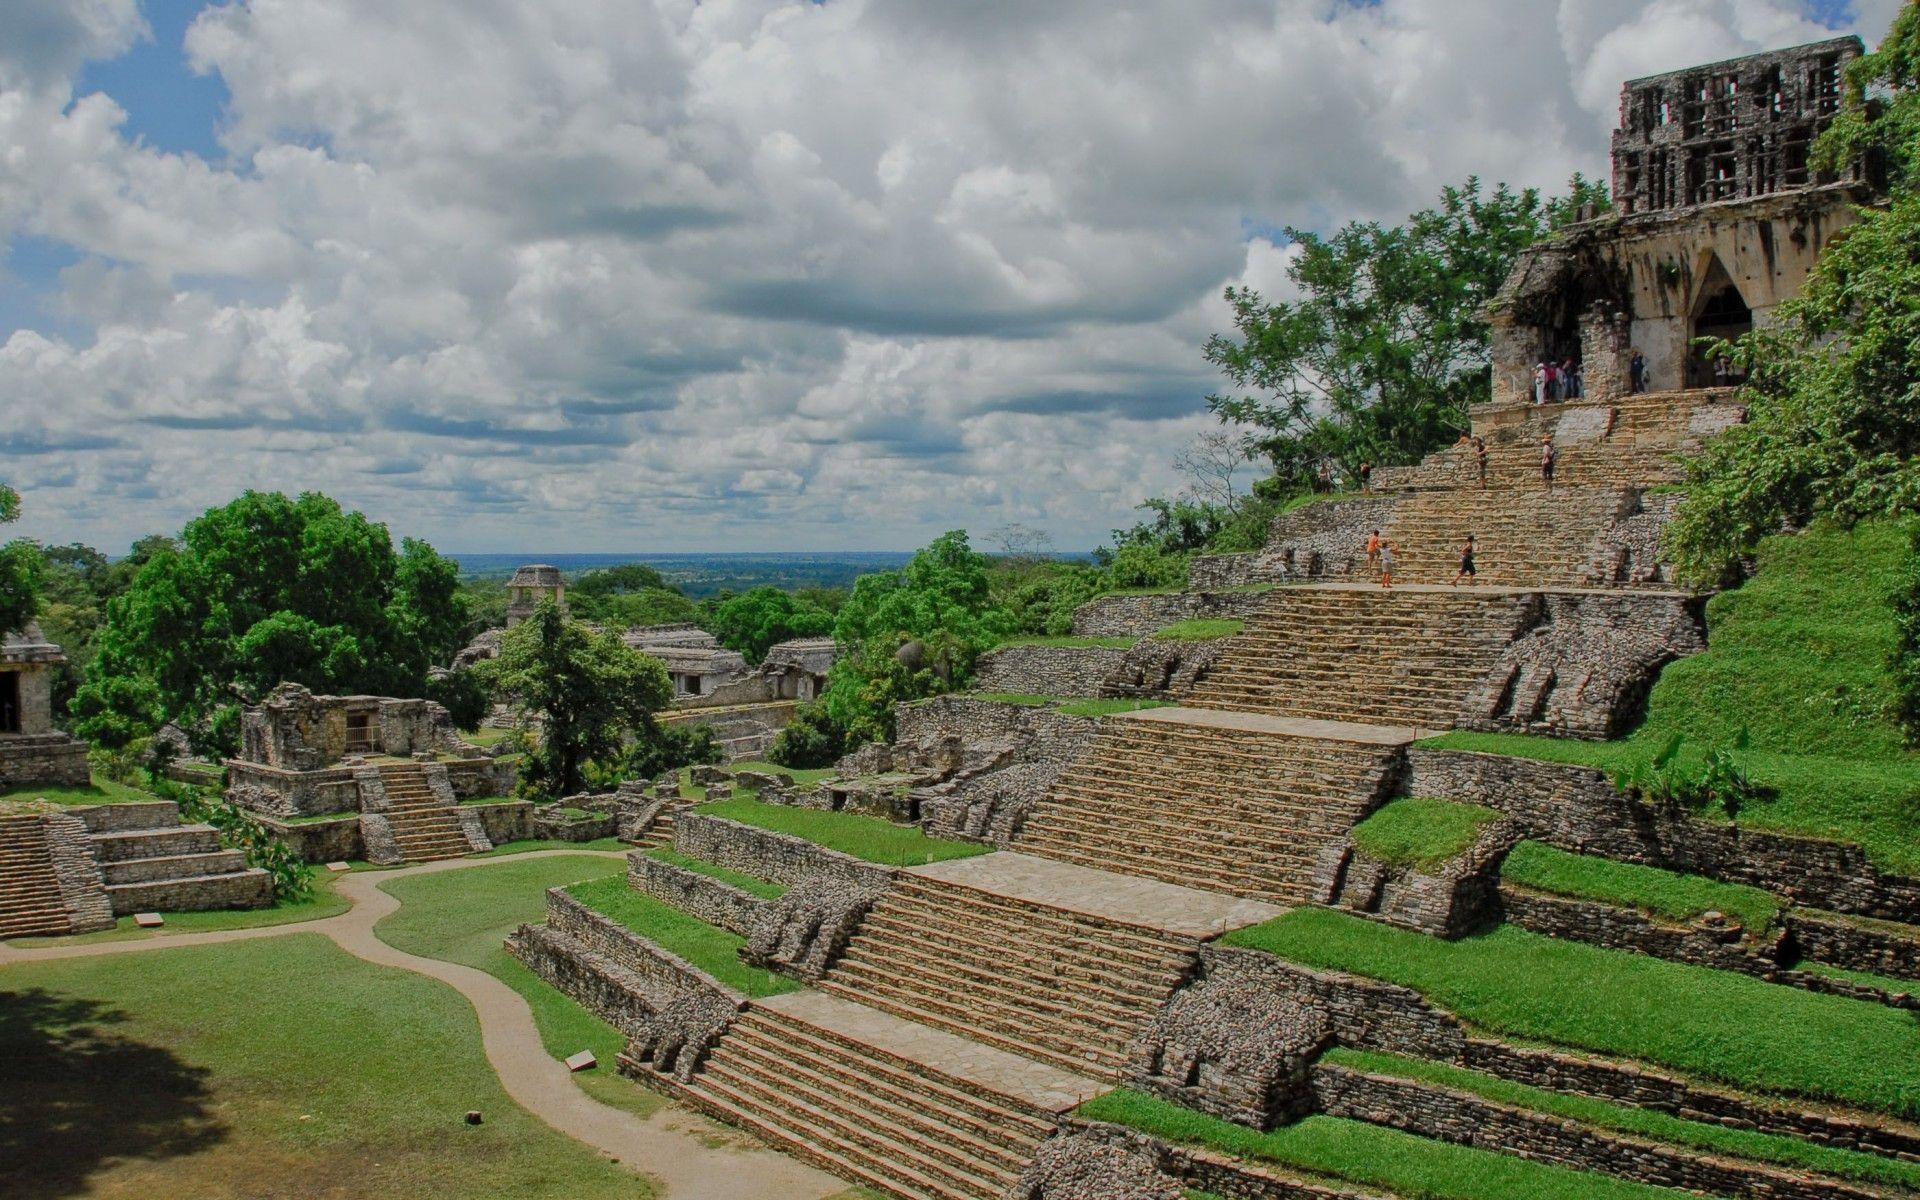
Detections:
1667,3,1920,583
1205,175,1606,488
705,586,834,664
73,491,469,752
472,599,673,796
0,482,40,639
565,563,699,628
824,531,1013,745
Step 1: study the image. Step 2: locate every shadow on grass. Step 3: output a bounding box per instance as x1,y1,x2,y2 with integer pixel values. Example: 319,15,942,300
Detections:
0,988,226,1198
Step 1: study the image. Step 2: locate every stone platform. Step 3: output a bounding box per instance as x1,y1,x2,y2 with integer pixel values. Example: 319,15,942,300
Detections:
1116,704,1423,744
908,851,1283,939
755,990,1106,1113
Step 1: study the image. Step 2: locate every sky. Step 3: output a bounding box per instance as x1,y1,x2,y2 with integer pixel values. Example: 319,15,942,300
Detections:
0,0,1900,555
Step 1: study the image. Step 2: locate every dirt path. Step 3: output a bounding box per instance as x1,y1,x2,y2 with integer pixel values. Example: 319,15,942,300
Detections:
0,851,844,1200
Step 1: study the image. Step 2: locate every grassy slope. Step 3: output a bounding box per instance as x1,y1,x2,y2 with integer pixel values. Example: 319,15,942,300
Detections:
0,777,162,807
1079,1089,1688,1200
1501,841,1781,933
1224,908,1920,1120
0,934,648,1198
1324,1048,1920,1192
696,796,990,867
372,854,663,1118
645,846,789,899
1150,618,1246,641
1350,798,1501,870
6,873,352,947
1425,521,1920,874
563,875,799,998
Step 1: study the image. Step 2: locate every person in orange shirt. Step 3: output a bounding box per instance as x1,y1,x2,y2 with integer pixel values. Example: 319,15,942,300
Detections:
1366,529,1382,574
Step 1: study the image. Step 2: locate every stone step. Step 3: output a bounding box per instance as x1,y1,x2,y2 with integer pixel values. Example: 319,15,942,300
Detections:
73,801,185,834
99,849,251,885
88,825,223,862
106,868,273,915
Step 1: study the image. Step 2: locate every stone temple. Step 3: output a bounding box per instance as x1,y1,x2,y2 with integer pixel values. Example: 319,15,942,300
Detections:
0,624,89,790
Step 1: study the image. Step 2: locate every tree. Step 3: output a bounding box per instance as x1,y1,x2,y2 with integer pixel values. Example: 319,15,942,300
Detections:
768,700,846,769
705,586,834,664
73,491,469,752
1205,177,1561,488
0,482,41,640
1666,5,1920,582
824,531,1014,745
472,599,672,797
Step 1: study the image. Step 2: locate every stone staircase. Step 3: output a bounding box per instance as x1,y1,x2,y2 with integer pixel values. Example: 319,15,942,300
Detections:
680,992,1095,1200
1014,709,1404,904
1187,587,1538,727
818,867,1204,1078
374,764,474,862
81,802,271,914
1381,485,1637,587
0,815,72,937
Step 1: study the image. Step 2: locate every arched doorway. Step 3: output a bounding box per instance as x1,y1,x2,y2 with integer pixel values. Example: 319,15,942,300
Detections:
1689,257,1752,388
0,671,20,733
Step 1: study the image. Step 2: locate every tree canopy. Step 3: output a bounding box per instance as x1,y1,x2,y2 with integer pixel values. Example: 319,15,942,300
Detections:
0,481,39,639
72,491,469,752
471,598,673,797
704,585,834,664
1667,4,1920,582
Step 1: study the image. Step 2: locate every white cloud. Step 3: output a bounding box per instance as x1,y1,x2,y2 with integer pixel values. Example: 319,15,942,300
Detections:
0,0,1882,552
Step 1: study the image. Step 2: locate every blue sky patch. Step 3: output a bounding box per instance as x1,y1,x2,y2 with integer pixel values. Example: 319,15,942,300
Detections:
74,1,227,161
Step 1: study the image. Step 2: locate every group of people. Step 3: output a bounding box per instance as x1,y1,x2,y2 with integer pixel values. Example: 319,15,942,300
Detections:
1531,358,1584,404
1364,529,1479,588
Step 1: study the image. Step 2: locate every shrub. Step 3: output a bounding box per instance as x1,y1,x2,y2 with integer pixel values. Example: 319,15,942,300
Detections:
1612,731,1772,825
768,700,846,769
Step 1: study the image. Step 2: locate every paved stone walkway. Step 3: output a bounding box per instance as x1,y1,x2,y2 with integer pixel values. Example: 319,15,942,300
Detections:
1118,704,1422,745
759,989,1107,1113
911,850,1285,938
0,850,844,1200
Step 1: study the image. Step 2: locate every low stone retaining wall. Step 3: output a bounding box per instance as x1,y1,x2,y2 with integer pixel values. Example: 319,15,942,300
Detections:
44,811,115,933
264,800,530,862
627,851,768,937
227,755,513,816
0,733,92,790
1785,909,1920,984
1072,590,1270,638
1406,748,1920,923
973,644,1131,698
1310,1063,1883,1200
897,695,1098,752
658,702,796,761
671,812,892,889
1035,1122,1377,1200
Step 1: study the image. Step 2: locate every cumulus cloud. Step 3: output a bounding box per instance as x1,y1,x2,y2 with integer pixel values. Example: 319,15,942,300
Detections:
0,0,1883,551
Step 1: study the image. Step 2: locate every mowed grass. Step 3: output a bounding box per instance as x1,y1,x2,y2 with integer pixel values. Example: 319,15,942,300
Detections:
0,934,650,1199
696,796,990,867
6,873,352,947
1350,798,1502,870
1501,841,1781,934
1078,1089,1686,1200
1150,618,1246,641
373,853,663,1119
1323,1048,1920,1192
644,847,788,899
0,776,162,807
727,760,837,789
564,876,798,999
1419,521,1920,874
1224,907,1920,1120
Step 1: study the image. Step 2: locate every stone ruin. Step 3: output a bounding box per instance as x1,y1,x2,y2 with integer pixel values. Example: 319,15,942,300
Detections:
505,562,567,626
0,624,90,791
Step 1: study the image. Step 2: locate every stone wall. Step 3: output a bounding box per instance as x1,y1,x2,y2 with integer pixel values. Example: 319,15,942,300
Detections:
1322,820,1519,939
1072,590,1270,638
225,762,359,817
262,815,364,862
657,701,795,761
1456,592,1705,739
0,733,92,790
1256,497,1398,580
672,812,892,889
973,644,1133,699
628,851,768,937
1103,637,1232,702
1049,1122,1377,1200
43,810,115,933
1311,1063,1883,1200
902,697,1101,844
897,695,1098,751
1785,910,1920,985
1406,748,1920,922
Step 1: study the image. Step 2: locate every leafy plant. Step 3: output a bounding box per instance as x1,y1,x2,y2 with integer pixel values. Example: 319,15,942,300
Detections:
1612,731,1772,825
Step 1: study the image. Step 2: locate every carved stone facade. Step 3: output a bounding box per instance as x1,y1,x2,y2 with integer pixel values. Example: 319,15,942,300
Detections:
0,625,90,790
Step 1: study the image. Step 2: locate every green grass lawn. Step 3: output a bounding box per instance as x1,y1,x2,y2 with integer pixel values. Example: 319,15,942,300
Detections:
696,796,991,867
461,726,520,748
0,934,650,1198
1350,798,1502,870
1418,521,1920,875
1150,618,1246,641
475,837,627,857
965,692,1059,706
644,846,788,899
6,873,352,948
1224,907,1920,1120
726,759,838,789
996,635,1140,649
1079,1089,1687,1200
1501,841,1781,933
0,776,162,808
563,876,798,998
1323,1048,1920,1192
372,854,662,1119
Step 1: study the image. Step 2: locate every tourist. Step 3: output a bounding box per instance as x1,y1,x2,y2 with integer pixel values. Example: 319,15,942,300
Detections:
1630,350,1649,393
1472,436,1489,488
1452,535,1478,587
1366,529,1382,573
1713,354,1732,388
1358,461,1372,493
1316,459,1333,493
1565,359,1583,400
1546,361,1562,402
1378,540,1395,589
1541,435,1557,492
1533,361,1549,405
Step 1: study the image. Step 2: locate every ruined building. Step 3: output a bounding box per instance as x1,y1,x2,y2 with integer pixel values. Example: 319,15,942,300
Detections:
0,625,90,790
505,562,567,626
1490,36,1873,404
